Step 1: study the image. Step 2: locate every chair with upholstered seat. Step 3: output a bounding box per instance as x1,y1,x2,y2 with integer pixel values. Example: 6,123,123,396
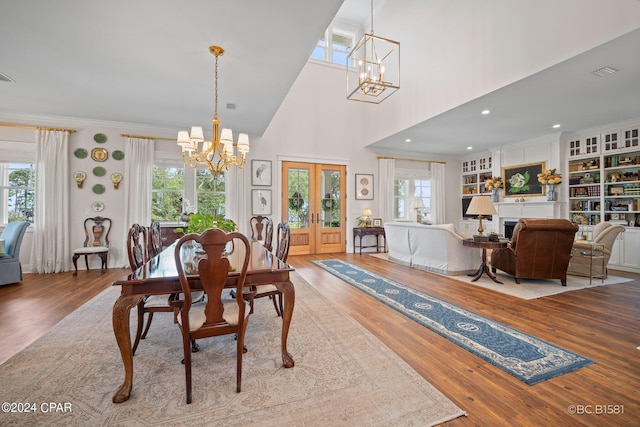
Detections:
174,228,253,404
72,217,111,275
251,222,290,316
567,222,625,279
0,221,30,286
250,215,273,251
491,218,578,286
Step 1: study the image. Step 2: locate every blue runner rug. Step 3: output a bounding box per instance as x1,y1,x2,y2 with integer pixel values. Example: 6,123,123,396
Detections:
312,259,593,385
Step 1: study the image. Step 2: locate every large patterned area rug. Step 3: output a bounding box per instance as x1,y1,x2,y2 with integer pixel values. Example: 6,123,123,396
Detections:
368,252,633,299
0,272,465,426
313,259,593,385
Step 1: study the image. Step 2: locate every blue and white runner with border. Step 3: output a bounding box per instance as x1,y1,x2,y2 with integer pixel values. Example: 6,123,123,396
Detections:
312,259,593,385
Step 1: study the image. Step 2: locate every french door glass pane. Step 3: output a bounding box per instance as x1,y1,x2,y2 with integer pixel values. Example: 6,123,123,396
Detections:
321,169,341,228
287,168,309,229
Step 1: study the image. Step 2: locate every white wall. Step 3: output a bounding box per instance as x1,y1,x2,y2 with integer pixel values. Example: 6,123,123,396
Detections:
362,0,640,143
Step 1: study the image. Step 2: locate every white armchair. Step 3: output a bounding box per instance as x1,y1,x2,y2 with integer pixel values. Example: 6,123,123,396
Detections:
567,222,625,279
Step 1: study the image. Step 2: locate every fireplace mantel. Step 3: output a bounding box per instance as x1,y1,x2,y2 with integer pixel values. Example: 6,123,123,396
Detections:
493,201,567,235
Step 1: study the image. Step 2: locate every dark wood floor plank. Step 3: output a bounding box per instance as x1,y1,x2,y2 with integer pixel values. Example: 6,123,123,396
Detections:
1,255,638,426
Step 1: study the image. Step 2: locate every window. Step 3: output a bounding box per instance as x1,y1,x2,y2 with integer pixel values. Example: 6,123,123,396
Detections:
151,166,184,222
310,26,357,66
393,167,432,222
151,164,229,222
196,169,226,217
0,162,35,223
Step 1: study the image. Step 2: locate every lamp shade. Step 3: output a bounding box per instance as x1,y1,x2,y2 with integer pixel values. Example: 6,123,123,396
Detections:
362,208,373,217
466,195,497,216
412,196,425,209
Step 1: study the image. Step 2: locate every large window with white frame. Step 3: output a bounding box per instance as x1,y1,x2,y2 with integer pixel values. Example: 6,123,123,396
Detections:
394,167,432,222
151,160,228,222
0,162,35,224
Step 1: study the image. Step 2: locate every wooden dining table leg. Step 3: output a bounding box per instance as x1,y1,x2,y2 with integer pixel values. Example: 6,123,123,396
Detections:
275,280,295,368
112,294,144,403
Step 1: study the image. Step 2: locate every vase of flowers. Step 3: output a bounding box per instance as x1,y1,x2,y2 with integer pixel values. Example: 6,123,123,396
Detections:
537,169,562,201
484,176,503,202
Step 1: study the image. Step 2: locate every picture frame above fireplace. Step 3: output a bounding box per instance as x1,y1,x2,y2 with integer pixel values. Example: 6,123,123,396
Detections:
502,162,545,197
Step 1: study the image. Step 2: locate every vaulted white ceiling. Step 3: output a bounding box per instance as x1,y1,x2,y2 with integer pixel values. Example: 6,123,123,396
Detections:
1,0,639,157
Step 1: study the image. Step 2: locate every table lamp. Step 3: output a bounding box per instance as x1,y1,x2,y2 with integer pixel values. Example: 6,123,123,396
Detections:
412,197,425,223
362,208,373,227
465,195,496,235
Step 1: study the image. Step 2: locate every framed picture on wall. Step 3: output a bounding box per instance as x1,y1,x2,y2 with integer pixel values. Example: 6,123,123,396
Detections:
252,189,272,215
355,173,374,200
502,162,545,197
251,160,272,186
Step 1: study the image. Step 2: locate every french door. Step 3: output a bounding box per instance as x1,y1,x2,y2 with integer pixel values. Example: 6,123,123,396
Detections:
282,161,346,255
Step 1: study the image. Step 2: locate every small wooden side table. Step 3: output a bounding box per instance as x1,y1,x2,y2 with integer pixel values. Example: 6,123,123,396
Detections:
353,227,386,254
462,238,509,284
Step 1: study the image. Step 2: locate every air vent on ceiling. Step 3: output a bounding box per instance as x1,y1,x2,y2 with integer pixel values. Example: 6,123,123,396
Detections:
592,66,618,77
0,72,14,82
226,103,237,110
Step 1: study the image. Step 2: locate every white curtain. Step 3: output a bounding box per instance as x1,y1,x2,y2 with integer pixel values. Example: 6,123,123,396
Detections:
378,158,395,223
30,129,70,273
119,136,155,267
430,162,446,224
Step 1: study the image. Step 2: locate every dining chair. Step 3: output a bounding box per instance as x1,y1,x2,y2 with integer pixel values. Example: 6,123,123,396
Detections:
250,215,273,251
127,223,175,356
251,222,291,316
147,220,162,258
72,216,111,276
174,228,253,404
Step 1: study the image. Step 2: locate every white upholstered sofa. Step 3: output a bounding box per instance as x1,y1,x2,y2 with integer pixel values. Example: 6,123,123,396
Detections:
384,222,481,276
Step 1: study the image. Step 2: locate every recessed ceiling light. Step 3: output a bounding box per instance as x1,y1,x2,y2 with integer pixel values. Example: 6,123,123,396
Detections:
552,124,561,129
405,138,412,143
467,146,473,150
481,110,490,115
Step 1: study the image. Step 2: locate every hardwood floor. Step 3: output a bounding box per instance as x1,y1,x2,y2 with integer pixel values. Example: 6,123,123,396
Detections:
1,256,638,426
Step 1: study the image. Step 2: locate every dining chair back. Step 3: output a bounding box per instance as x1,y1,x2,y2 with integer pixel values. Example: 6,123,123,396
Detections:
72,216,111,275
174,228,253,404
251,222,291,316
148,220,162,258
127,223,149,270
250,215,273,251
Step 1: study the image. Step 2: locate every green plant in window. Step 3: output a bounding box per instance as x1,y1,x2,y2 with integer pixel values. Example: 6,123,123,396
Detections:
176,212,237,234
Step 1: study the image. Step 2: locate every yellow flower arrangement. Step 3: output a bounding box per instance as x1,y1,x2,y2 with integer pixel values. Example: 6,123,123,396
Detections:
537,168,562,185
484,176,503,190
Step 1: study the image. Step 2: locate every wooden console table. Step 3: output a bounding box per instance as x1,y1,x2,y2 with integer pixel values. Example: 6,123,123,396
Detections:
353,227,386,254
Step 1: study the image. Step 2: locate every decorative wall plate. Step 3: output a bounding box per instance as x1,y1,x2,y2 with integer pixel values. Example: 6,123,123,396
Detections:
91,147,108,162
94,133,107,143
92,184,105,194
74,148,88,159
112,150,124,160
91,201,105,212
93,166,106,177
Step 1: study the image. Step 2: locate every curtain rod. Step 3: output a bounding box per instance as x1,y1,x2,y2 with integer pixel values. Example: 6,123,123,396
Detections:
0,123,77,133
377,156,446,164
120,133,175,141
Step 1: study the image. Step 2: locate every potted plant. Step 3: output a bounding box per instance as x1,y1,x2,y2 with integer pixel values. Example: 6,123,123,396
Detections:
176,212,237,234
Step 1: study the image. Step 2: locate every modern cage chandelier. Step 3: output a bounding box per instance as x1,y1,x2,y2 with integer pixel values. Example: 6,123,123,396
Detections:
177,45,249,175
346,0,400,103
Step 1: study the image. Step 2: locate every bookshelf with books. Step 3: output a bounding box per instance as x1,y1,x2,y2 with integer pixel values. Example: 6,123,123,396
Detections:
568,154,601,226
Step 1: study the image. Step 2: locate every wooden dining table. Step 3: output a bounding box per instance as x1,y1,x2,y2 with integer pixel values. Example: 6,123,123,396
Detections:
111,239,295,403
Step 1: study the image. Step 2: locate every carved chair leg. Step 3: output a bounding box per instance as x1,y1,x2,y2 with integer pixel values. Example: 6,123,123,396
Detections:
72,254,79,276
141,312,154,339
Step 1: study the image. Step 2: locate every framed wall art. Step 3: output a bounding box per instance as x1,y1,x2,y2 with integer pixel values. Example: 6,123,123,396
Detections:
372,218,383,227
252,189,272,215
251,160,272,186
355,173,374,200
502,162,545,197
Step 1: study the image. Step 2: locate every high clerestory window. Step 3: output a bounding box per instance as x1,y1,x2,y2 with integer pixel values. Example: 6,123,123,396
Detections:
310,26,357,66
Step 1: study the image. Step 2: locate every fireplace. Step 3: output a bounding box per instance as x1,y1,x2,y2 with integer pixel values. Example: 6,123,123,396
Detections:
504,221,518,240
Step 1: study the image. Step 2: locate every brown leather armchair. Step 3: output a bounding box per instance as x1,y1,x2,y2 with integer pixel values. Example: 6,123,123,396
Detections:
491,218,579,286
